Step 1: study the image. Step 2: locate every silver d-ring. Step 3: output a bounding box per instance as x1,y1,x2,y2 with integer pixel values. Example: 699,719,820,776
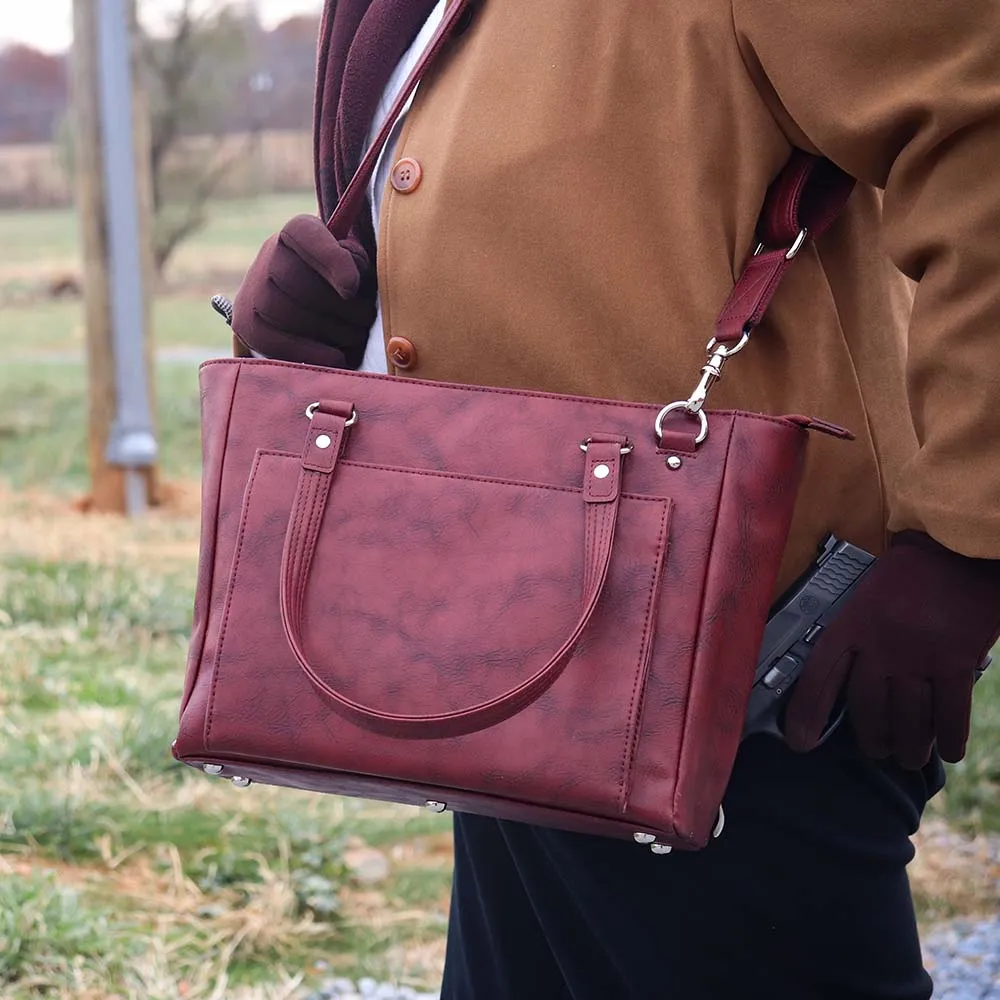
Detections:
752,228,808,261
580,438,635,455
784,227,808,260
305,402,358,427
713,805,725,839
704,331,750,357
654,402,709,445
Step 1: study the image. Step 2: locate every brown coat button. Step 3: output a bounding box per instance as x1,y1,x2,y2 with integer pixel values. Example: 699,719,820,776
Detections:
387,336,417,370
390,157,422,193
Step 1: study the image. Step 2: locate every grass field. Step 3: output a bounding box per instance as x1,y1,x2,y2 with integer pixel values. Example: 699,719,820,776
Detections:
1,193,318,353
0,196,452,999
0,195,998,998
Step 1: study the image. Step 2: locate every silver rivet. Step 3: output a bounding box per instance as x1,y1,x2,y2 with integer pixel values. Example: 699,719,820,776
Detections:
650,843,673,855
315,434,332,450
202,763,224,775
713,805,725,839
666,455,682,470
633,832,656,845
231,776,252,788
425,800,447,813
593,464,611,479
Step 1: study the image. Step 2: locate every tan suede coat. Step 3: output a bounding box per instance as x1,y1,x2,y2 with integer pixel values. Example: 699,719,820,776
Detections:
370,0,1000,594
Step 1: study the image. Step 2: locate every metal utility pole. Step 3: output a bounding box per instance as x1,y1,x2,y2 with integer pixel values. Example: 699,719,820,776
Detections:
72,0,158,515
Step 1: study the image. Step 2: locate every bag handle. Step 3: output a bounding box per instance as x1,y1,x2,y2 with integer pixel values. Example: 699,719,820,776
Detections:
279,403,632,739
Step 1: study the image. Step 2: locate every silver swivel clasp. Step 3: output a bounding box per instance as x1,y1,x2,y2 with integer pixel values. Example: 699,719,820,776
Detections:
685,333,749,414
654,333,749,446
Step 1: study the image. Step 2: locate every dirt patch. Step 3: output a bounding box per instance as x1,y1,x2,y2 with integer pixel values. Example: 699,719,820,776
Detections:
0,482,200,568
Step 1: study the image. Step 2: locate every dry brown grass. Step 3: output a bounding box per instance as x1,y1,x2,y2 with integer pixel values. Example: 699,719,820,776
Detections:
0,143,70,209
0,481,201,570
0,131,314,211
911,818,1000,924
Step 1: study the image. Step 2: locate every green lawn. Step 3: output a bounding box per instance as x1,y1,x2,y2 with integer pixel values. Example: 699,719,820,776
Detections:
0,551,451,999
0,296,239,355
0,193,314,276
0,362,203,491
0,192,316,357
0,194,454,997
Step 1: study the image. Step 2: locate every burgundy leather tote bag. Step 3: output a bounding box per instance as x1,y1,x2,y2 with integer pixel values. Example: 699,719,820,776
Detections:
172,0,855,852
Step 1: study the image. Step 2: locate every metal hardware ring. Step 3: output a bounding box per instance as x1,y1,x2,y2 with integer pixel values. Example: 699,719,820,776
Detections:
784,228,808,260
305,402,358,427
752,227,808,261
704,331,751,357
579,439,635,455
654,402,709,445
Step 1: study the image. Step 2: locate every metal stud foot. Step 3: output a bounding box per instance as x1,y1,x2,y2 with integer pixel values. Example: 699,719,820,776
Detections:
633,832,657,845
202,763,224,775
425,800,447,813
713,805,725,839
231,776,252,788
650,842,673,855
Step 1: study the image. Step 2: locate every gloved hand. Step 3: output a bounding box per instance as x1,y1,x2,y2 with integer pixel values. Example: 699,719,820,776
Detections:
785,530,1000,769
231,214,377,368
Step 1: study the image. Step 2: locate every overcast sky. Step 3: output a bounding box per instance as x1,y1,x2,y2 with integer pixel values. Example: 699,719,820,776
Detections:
0,1,325,54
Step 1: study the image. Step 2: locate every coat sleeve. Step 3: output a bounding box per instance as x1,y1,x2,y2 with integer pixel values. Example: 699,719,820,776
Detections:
732,0,1000,559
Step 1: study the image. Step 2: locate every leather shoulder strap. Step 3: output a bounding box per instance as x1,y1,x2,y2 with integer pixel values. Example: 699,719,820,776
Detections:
714,152,855,344
323,0,856,336
326,0,473,238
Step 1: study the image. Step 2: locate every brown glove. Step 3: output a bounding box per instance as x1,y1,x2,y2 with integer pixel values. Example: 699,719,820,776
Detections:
785,530,1000,769
231,214,377,368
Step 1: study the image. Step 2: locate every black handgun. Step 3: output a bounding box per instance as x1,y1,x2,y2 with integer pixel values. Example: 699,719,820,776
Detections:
744,535,990,742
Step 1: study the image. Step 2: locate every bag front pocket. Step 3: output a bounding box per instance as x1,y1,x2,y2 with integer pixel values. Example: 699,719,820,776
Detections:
206,449,671,818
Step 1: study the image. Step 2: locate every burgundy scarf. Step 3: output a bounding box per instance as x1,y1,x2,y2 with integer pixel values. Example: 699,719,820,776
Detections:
314,0,444,257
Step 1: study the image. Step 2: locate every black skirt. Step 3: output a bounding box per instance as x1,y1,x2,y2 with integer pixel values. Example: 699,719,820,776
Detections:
440,724,944,1000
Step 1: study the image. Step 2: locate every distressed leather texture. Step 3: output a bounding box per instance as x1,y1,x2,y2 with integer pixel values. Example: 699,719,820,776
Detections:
174,358,811,849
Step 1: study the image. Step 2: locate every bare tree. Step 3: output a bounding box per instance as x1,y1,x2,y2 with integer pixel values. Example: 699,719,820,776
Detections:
140,0,256,274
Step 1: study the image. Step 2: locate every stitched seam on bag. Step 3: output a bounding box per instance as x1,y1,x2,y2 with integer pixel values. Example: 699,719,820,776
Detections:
295,474,314,623
181,748,663,832
668,418,737,839
302,474,324,617
182,362,241,719
595,503,611,601
200,360,806,431
250,451,673,502
206,446,267,746
619,498,672,814
288,471,320,685
584,506,595,595
297,472,327,670
656,443,699,459
314,457,678,500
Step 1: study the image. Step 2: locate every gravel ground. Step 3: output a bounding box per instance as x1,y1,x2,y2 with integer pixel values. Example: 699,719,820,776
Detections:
924,917,1000,998
303,979,438,1000
915,820,1000,998
303,916,1000,1000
